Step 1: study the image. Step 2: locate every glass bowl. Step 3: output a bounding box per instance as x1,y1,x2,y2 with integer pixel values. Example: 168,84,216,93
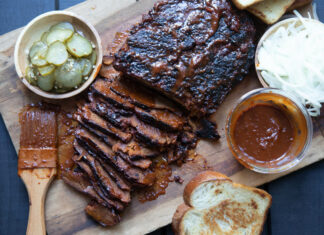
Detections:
225,88,313,174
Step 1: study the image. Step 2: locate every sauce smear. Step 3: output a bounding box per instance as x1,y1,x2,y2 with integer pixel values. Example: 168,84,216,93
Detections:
233,104,294,162
137,157,172,202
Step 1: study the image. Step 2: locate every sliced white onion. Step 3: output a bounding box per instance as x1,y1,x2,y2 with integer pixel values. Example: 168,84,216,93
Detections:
257,14,324,116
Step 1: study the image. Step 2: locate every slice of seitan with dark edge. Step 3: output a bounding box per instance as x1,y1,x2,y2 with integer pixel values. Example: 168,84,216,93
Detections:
98,63,177,111
127,115,178,147
96,157,131,192
91,77,186,132
75,159,125,212
75,128,155,187
134,106,185,132
87,99,130,130
112,141,159,160
117,152,152,169
85,200,120,227
75,105,132,143
75,114,159,161
74,142,131,204
61,168,109,207
167,131,197,163
90,100,178,147
75,113,153,169
91,78,134,111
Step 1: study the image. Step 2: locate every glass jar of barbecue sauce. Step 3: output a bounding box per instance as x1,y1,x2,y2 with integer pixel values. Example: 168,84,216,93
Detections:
226,88,313,174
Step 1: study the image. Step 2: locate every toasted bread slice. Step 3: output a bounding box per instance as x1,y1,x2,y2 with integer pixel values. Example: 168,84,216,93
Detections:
172,171,272,235
248,0,295,24
232,0,264,10
288,0,313,11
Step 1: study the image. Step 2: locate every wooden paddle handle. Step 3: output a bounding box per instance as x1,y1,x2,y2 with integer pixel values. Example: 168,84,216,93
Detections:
19,168,57,235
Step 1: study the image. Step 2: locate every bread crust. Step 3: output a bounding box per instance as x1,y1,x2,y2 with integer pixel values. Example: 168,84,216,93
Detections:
247,0,295,25
232,0,264,10
172,203,191,235
183,171,231,206
288,0,312,11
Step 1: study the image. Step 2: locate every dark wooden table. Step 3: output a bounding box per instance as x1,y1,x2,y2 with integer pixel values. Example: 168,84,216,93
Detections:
0,1,323,234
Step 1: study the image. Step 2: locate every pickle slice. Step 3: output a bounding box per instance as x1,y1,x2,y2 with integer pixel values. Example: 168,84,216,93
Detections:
66,33,93,57
25,66,37,85
45,41,68,66
37,73,55,91
38,64,55,76
50,22,74,32
87,51,97,65
54,58,83,89
29,41,48,67
53,87,70,93
40,31,49,43
78,58,92,76
46,28,73,45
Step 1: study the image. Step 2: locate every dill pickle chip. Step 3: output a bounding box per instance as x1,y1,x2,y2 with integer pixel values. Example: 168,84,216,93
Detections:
37,73,55,91
40,31,49,43
66,33,93,57
45,41,68,66
87,51,97,65
53,87,70,93
50,22,74,32
25,66,37,85
46,28,73,45
38,64,55,76
78,58,92,76
29,41,48,67
54,58,83,89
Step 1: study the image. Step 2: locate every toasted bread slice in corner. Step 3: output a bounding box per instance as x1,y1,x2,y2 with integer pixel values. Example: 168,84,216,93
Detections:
172,171,272,235
248,0,295,24
288,0,313,12
232,0,264,10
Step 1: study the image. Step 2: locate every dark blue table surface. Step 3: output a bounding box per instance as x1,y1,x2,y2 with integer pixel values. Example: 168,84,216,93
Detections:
0,1,323,234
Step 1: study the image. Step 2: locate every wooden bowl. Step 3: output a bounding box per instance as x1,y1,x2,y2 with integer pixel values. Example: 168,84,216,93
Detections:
14,11,102,99
255,17,324,87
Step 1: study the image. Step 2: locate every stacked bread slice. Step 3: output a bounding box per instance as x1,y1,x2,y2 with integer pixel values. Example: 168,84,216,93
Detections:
172,171,272,235
232,0,312,24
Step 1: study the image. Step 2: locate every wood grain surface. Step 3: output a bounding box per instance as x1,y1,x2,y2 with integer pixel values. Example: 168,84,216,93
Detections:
0,0,323,234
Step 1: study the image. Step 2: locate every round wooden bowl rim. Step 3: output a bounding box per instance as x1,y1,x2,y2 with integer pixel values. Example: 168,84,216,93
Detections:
255,17,324,88
14,10,103,99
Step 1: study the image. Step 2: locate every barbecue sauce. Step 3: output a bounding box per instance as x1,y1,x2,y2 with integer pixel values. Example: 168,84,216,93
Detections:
233,104,294,163
18,103,58,170
137,157,172,202
57,112,78,177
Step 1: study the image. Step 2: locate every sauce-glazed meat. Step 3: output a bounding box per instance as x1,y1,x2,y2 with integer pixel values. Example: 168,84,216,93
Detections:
61,0,238,227
65,64,200,226
114,0,255,116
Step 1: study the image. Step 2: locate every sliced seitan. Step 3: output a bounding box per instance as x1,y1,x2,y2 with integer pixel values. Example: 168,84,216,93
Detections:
85,200,121,227
75,128,155,187
74,142,131,203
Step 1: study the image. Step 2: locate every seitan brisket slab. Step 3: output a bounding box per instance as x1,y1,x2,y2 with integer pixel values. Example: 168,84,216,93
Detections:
114,0,255,116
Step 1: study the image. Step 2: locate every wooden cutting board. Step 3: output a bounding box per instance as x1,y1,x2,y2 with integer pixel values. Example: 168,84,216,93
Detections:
0,0,323,234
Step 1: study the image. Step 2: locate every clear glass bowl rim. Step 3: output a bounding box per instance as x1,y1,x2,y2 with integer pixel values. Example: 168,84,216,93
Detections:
225,88,313,174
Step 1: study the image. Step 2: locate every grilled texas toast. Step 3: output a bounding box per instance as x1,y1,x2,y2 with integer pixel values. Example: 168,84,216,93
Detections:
247,0,295,24
172,171,272,235
288,0,313,11
232,0,264,9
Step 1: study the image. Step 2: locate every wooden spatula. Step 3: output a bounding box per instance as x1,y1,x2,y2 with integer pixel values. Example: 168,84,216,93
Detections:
18,105,58,235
